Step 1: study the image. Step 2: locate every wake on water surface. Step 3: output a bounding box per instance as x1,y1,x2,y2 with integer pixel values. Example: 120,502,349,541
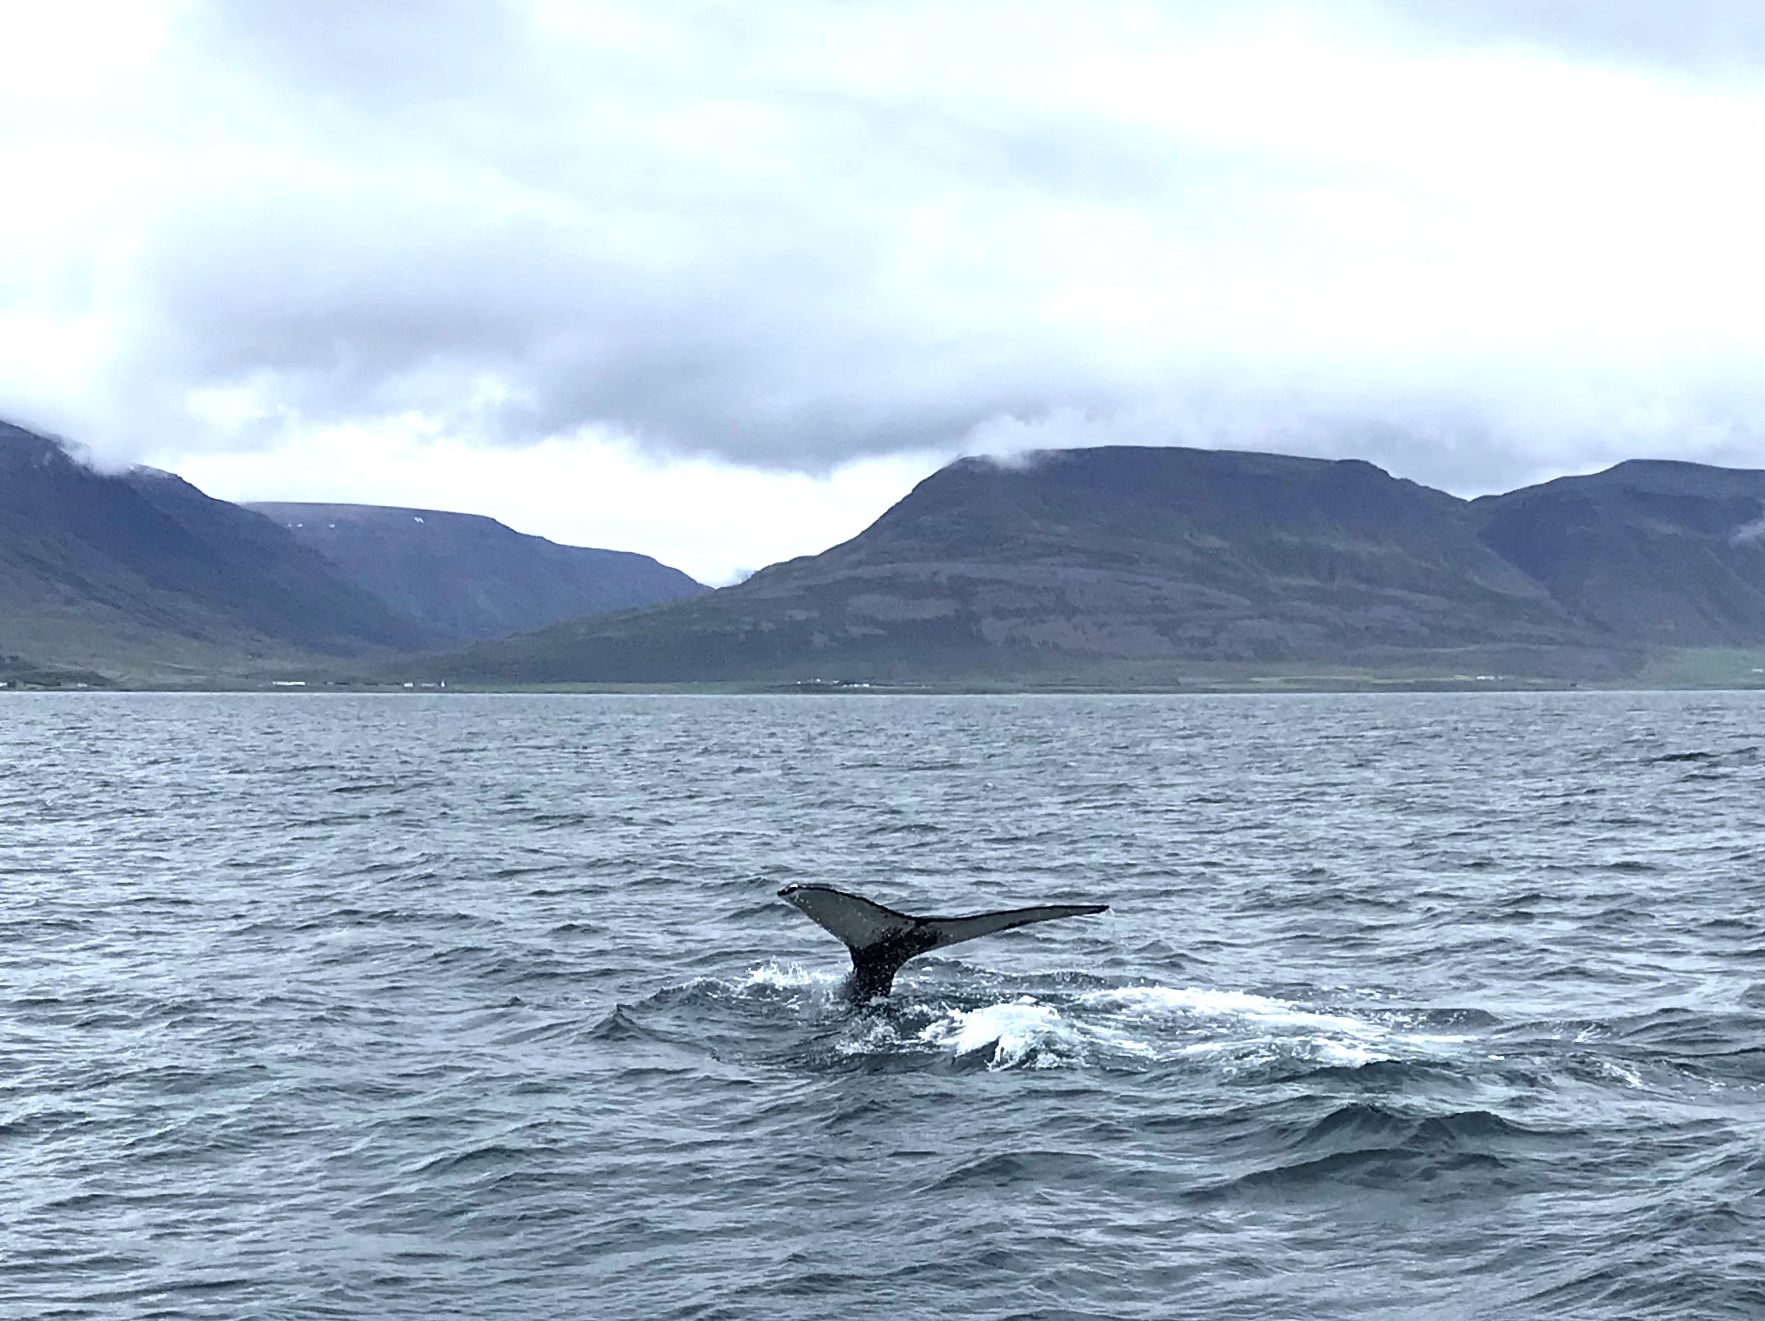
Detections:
721,961,1480,1075
611,952,1731,1119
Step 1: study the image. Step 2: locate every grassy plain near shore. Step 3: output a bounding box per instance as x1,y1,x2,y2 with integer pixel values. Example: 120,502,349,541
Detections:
18,645,1765,695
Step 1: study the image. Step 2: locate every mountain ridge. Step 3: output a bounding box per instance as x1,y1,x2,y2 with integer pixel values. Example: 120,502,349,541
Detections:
0,420,433,677
12,420,1765,687
247,501,705,644
1471,459,1765,646
0,421,701,678
441,445,1647,685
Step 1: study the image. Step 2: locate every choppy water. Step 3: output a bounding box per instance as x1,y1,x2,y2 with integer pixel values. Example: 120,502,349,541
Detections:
3,691,1763,1319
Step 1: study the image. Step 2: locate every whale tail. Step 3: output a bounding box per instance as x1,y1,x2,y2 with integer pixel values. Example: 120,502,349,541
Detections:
777,884,1108,1000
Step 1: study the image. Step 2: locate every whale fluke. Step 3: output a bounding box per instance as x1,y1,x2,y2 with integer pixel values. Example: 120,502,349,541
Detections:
777,884,1109,1000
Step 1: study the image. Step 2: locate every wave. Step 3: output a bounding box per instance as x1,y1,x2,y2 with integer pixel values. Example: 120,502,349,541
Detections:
1646,744,1760,764
1293,1100,1546,1151
584,1004,655,1042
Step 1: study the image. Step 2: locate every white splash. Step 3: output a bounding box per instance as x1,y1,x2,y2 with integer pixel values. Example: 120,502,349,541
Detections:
1586,1056,1645,1089
1176,1036,1389,1068
1078,984,1469,1070
1314,1040,1386,1068
1081,984,1377,1036
737,961,838,991
915,995,1155,1070
918,997,1067,1068
759,969,1473,1074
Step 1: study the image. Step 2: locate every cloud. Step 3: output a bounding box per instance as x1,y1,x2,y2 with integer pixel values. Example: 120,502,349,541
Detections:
1729,503,1765,545
155,421,932,585
1376,0,1765,73
4,0,1765,502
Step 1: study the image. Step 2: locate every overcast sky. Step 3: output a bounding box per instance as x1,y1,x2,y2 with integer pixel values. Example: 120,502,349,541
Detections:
6,1,1765,582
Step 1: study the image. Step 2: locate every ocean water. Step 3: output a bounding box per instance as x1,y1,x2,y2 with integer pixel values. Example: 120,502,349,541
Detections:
3,690,1762,1320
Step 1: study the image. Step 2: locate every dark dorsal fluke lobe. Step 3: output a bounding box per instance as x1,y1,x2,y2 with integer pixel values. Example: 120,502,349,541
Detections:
777,884,1109,1000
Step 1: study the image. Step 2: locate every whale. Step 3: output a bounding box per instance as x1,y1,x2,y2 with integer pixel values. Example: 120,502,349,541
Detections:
777,883,1109,1000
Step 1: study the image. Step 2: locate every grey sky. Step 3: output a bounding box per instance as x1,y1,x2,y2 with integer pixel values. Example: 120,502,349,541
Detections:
3,1,1764,580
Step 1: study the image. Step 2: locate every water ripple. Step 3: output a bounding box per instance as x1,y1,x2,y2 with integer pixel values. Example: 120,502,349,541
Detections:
1,690,1761,1320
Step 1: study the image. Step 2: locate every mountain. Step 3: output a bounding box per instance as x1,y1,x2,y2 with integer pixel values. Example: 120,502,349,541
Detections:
443,446,1622,685
0,421,434,677
14,419,1765,689
246,503,705,644
1472,459,1765,645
